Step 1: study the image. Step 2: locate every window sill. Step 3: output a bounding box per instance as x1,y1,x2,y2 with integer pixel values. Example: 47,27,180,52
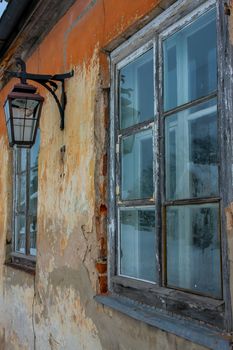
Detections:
5,252,36,275
94,294,232,350
111,275,225,328
5,262,35,275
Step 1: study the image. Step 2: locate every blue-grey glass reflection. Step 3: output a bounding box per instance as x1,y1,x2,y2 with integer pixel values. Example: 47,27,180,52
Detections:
120,208,156,282
163,9,216,111
30,216,37,256
20,149,27,172
30,130,40,168
120,49,154,129
29,131,40,254
166,204,222,298
121,129,153,200
165,99,218,200
30,131,39,215
16,174,26,212
15,214,26,254
16,149,27,212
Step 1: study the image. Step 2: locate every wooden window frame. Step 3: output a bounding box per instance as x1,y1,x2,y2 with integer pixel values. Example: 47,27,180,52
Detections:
108,0,232,331
10,137,39,270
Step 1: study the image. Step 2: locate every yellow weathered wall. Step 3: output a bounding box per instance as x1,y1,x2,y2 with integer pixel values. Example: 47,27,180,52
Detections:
0,0,214,349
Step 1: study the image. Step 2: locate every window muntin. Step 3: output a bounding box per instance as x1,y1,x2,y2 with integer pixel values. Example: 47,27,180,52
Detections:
114,6,222,299
14,131,40,257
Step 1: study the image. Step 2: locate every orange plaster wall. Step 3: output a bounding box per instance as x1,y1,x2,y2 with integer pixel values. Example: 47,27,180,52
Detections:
0,1,209,349
0,0,164,152
23,0,161,72
0,0,163,131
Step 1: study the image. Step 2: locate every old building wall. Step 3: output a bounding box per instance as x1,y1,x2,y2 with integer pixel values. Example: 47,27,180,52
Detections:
0,0,223,349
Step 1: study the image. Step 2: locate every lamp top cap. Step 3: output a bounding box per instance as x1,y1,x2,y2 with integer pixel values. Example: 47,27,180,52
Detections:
12,83,37,94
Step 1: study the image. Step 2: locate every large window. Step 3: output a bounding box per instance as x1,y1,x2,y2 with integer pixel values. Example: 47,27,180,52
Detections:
12,131,40,266
109,0,227,328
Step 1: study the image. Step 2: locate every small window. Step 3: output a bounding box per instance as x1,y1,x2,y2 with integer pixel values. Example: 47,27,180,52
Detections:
12,131,40,266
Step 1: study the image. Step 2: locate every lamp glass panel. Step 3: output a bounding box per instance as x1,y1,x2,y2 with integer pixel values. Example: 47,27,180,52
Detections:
4,100,10,122
12,98,40,143
4,100,13,143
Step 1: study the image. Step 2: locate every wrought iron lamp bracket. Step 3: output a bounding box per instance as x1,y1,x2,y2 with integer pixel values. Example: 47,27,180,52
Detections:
7,58,74,130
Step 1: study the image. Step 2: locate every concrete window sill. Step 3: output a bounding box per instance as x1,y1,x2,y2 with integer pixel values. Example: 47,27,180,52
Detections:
5,262,36,275
94,294,232,350
5,253,36,275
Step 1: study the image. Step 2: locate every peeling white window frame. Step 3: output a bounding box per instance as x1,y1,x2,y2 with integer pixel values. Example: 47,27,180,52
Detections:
108,0,232,331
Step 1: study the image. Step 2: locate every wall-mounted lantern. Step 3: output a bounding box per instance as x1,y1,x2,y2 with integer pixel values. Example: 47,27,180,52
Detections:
4,58,73,148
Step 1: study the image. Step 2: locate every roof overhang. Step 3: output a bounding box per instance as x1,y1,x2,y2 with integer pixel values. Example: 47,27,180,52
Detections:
0,0,76,88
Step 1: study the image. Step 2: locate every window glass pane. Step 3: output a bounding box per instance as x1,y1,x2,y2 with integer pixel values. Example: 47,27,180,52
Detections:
121,129,153,200
16,148,27,174
30,130,40,169
166,204,222,298
16,173,26,212
119,49,154,129
15,214,26,254
15,149,27,212
30,216,37,256
163,8,216,111
119,208,156,282
29,131,39,216
29,133,39,254
165,98,218,200
29,175,38,214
